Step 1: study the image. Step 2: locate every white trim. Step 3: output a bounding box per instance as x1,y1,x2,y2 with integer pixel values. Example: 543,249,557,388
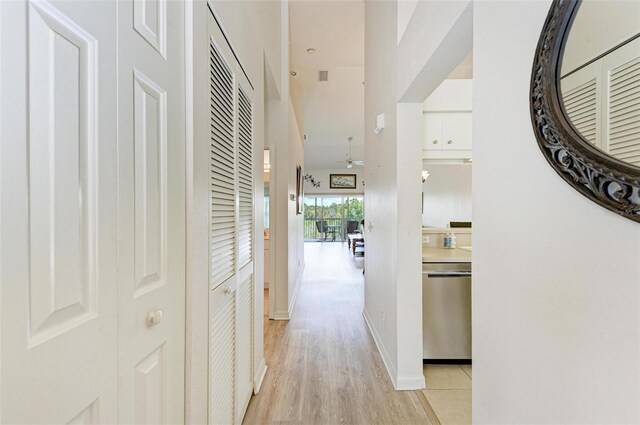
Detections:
271,310,290,321
362,308,426,391
397,375,426,390
362,307,398,388
253,358,268,394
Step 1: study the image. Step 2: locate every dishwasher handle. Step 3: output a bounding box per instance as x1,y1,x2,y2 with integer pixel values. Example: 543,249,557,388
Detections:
425,271,472,278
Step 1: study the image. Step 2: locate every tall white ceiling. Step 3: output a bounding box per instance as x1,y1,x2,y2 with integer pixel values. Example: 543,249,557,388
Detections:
289,1,365,170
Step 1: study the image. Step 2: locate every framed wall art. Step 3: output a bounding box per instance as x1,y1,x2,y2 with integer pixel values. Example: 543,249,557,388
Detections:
329,174,357,189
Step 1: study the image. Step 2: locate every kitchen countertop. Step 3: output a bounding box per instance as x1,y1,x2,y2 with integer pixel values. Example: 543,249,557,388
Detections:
423,246,472,263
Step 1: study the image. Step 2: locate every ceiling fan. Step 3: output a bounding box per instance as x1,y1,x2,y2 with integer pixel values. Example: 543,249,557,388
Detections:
337,137,364,169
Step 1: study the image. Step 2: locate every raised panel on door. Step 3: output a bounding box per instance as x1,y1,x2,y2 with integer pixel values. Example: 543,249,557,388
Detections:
117,0,185,423
441,113,472,150
0,0,118,422
423,113,443,150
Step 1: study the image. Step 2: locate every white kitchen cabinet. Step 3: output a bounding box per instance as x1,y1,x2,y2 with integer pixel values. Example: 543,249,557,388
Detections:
423,112,472,151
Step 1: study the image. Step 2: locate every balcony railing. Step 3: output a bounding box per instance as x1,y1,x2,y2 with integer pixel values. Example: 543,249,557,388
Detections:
304,218,361,242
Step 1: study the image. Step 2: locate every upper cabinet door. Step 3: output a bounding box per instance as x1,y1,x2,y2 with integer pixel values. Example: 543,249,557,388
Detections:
1,1,119,422
442,113,473,150
423,113,443,150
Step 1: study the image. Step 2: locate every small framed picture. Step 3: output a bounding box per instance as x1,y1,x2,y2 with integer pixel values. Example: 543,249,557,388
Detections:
329,174,357,189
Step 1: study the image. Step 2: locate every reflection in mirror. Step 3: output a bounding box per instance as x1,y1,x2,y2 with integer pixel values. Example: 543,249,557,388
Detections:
560,0,640,167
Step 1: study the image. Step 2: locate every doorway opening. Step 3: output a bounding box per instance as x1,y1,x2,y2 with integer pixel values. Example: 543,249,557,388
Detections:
303,195,363,242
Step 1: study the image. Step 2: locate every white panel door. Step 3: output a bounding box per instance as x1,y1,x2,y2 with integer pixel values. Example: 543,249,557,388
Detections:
116,0,186,423
0,1,119,423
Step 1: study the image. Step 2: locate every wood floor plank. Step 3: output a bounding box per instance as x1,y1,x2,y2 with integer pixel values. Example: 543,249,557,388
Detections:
243,242,432,425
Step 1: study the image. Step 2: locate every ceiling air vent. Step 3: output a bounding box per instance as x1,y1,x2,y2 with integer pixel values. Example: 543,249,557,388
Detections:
319,70,329,82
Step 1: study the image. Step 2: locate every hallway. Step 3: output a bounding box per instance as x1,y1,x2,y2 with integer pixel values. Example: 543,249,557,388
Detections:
243,243,431,424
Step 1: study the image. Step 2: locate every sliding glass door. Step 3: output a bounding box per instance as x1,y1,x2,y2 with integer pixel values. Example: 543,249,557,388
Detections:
303,195,364,241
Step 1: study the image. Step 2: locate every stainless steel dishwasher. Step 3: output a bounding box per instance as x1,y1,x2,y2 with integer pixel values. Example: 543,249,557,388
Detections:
422,262,472,362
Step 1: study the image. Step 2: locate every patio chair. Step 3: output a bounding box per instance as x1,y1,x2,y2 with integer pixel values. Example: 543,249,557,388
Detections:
344,220,359,239
315,220,337,241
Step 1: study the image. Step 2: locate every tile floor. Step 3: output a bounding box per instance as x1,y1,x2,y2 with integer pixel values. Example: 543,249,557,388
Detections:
423,364,472,424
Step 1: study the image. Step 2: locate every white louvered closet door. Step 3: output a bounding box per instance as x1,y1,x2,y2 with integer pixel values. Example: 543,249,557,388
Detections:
235,83,255,423
603,37,640,167
208,10,255,425
561,61,602,148
209,28,238,425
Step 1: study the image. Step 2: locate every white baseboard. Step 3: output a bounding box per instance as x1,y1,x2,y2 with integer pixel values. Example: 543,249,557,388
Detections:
271,310,290,320
362,308,426,391
397,375,426,390
254,358,268,394
362,307,398,388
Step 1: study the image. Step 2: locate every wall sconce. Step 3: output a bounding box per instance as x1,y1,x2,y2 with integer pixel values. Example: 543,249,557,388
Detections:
422,170,430,183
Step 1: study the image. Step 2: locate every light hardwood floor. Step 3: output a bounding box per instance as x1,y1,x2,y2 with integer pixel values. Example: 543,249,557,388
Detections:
243,242,432,425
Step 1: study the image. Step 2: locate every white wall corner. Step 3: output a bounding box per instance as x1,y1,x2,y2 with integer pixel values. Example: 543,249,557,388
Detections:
287,263,305,318
253,358,268,394
363,308,399,389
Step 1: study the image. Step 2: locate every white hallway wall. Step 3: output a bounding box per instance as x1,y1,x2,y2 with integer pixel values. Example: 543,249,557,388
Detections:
364,0,471,390
474,1,640,422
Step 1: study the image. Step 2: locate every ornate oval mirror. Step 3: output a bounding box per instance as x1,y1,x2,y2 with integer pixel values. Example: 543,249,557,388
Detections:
531,0,640,222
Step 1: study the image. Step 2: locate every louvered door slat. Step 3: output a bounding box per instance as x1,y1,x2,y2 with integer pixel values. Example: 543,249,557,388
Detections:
236,275,254,421
209,287,236,425
608,56,640,167
237,87,253,268
563,78,598,144
210,40,236,290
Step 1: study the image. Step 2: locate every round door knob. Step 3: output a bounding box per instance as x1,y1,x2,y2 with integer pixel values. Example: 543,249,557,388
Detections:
432,140,438,144
223,286,231,295
447,140,453,144
147,310,164,326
